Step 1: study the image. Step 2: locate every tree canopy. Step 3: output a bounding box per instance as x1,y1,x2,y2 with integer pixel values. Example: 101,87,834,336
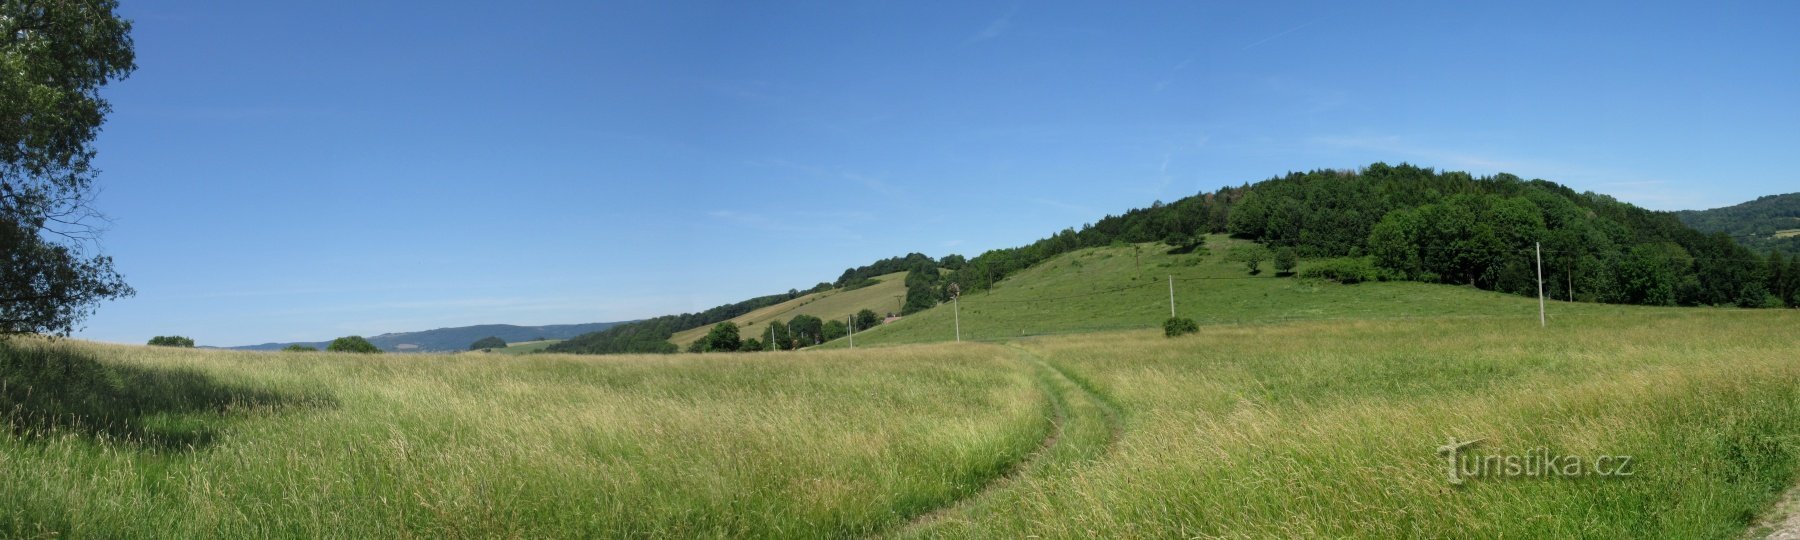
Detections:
469,336,506,350
146,335,193,348
327,336,381,354
1,1,137,337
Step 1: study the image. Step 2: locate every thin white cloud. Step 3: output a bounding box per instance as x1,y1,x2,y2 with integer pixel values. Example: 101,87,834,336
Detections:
1243,21,1313,51
966,3,1021,44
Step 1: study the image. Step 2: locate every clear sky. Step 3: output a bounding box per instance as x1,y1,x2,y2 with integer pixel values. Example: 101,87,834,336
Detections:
79,1,1799,346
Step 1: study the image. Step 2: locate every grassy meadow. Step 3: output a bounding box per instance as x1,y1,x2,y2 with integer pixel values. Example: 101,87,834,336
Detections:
839,236,1657,347
1,340,1047,538
6,237,1799,538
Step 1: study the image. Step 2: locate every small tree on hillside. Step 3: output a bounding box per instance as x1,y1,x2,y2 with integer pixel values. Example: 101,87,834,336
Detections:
701,322,741,352
822,319,848,342
469,336,507,350
854,309,881,332
1230,245,1271,275
1274,247,1298,275
327,336,381,354
282,344,317,352
147,335,194,347
788,314,824,346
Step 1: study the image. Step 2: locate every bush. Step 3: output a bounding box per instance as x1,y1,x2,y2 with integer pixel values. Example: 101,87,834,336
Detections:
469,336,507,350
1164,317,1199,338
281,344,317,352
146,335,194,348
326,336,381,354
1299,257,1380,284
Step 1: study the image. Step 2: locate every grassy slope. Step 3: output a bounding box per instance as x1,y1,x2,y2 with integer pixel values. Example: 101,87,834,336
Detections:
667,271,909,348
836,235,1662,348
1,340,1045,538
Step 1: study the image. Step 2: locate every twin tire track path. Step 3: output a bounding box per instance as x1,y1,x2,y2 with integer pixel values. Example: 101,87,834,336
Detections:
887,344,1124,538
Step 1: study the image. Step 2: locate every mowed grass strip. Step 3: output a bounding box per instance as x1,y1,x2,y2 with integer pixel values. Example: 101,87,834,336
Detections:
1,340,1048,538
922,311,1800,538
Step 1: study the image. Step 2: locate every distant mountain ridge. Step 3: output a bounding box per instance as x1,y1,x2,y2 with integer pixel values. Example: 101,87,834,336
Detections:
227,321,630,353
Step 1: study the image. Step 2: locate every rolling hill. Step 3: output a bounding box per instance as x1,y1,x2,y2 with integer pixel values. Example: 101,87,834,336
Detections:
666,271,908,348
825,235,1664,348
1676,192,1800,254
228,322,627,353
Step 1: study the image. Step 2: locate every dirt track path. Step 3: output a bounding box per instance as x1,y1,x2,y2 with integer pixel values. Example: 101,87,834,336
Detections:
886,344,1122,538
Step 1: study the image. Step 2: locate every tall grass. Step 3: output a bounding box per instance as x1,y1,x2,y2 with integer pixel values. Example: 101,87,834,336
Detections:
1,340,1045,538
911,311,1800,538
7,309,1797,538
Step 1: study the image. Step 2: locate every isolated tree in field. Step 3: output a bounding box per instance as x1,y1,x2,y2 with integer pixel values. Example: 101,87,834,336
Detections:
788,314,824,346
0,1,137,337
701,322,741,352
469,336,507,350
821,319,848,342
1274,247,1298,275
146,335,194,347
327,336,381,354
1230,245,1271,275
854,309,880,332
282,344,317,352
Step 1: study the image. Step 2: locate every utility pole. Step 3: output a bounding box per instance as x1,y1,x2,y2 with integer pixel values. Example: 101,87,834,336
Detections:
949,282,962,343
848,315,854,348
1168,275,1176,318
769,324,775,352
1536,242,1546,328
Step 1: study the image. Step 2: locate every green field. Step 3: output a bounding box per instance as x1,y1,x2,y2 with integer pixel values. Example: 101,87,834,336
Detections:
667,271,909,348
6,237,1799,537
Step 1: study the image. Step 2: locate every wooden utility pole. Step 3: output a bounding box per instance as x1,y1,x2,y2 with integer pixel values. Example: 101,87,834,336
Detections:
1536,242,1546,328
848,315,854,348
949,283,962,343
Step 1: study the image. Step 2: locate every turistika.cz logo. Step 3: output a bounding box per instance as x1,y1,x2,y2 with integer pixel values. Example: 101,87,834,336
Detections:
1436,437,1635,485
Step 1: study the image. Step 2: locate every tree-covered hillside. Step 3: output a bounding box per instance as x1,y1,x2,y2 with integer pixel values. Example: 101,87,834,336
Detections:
1675,193,1800,255
552,163,1793,355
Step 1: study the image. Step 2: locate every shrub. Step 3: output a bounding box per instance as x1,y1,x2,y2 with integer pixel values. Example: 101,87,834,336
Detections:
1299,257,1380,284
146,335,194,348
326,336,381,354
469,336,507,350
281,344,317,352
1164,317,1199,338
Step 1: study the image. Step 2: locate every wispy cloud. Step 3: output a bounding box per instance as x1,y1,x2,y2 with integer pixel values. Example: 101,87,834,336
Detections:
966,2,1021,44
1153,56,1198,93
1243,21,1313,50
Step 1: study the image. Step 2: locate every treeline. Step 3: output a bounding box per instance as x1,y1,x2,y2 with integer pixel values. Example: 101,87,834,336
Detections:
1229,164,1786,307
545,285,829,354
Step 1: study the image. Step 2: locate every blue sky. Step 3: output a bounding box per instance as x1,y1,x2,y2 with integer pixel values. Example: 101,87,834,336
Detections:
79,1,1798,346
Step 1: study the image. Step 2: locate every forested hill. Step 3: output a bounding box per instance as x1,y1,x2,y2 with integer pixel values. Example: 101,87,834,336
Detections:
552,163,1795,354
1675,193,1800,254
